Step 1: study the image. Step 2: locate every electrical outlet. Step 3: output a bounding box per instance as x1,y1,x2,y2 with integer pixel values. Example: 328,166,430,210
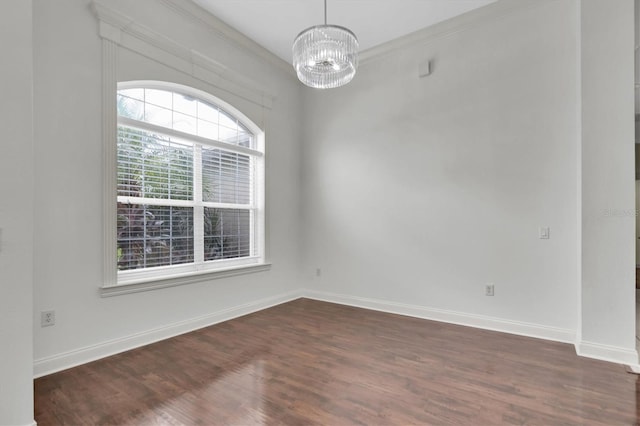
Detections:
485,284,495,296
41,310,55,327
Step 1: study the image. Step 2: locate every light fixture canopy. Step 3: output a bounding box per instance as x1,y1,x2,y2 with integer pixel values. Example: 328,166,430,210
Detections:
292,1,359,89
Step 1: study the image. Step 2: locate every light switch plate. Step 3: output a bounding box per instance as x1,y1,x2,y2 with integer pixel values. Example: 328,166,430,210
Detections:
539,226,550,239
419,60,431,78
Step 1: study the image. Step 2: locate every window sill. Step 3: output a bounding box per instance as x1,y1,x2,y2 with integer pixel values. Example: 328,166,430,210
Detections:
100,262,272,297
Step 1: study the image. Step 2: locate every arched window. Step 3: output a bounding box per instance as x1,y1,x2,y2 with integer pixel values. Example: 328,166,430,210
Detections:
115,82,265,285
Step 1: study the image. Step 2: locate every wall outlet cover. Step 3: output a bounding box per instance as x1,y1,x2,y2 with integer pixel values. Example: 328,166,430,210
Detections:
41,310,55,327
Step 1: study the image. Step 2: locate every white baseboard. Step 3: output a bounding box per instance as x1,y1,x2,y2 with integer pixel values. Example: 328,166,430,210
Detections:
33,289,303,378
301,289,575,344
34,288,638,378
576,340,639,365
626,363,640,374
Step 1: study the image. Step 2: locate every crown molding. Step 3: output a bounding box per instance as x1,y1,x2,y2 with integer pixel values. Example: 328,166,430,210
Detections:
359,0,553,66
92,0,552,90
90,1,275,108
156,0,296,79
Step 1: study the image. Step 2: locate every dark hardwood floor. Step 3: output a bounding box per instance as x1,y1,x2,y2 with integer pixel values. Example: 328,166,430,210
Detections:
35,298,639,425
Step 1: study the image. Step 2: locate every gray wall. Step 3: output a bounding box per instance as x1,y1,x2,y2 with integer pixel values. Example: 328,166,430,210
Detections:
0,2,35,424
32,0,304,374
302,0,580,335
579,0,636,360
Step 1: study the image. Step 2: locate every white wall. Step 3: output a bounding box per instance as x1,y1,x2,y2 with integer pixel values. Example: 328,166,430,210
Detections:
633,0,640,267
636,0,640,115
0,1,35,425
579,0,636,362
301,0,580,339
32,0,303,375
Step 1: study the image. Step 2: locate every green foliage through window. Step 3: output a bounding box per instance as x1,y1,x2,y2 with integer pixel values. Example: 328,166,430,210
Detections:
116,86,258,274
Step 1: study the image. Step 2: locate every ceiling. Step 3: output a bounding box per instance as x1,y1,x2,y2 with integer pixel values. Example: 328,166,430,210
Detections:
192,0,497,64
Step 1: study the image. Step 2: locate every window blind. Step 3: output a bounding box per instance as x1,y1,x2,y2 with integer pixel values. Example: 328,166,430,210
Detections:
115,85,262,280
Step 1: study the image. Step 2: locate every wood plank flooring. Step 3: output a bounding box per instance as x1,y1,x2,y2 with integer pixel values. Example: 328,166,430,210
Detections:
35,299,640,425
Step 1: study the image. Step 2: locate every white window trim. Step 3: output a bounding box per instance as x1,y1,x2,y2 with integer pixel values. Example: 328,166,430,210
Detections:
92,0,276,296
101,80,268,296
90,1,277,109
101,262,272,297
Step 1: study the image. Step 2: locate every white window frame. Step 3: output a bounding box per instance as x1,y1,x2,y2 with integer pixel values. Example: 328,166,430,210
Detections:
103,81,267,295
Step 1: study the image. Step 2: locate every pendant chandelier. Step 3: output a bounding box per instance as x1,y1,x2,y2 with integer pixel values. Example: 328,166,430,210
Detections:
292,0,359,89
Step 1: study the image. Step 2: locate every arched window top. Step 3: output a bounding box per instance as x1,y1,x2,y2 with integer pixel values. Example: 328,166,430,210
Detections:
117,82,258,150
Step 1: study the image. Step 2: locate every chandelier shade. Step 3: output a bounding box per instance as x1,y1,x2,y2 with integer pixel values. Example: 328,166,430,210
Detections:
292,2,358,89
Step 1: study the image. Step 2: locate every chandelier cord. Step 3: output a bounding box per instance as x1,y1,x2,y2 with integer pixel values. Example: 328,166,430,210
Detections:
324,0,327,25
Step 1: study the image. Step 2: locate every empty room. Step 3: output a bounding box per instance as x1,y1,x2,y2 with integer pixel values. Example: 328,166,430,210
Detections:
2,0,640,424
